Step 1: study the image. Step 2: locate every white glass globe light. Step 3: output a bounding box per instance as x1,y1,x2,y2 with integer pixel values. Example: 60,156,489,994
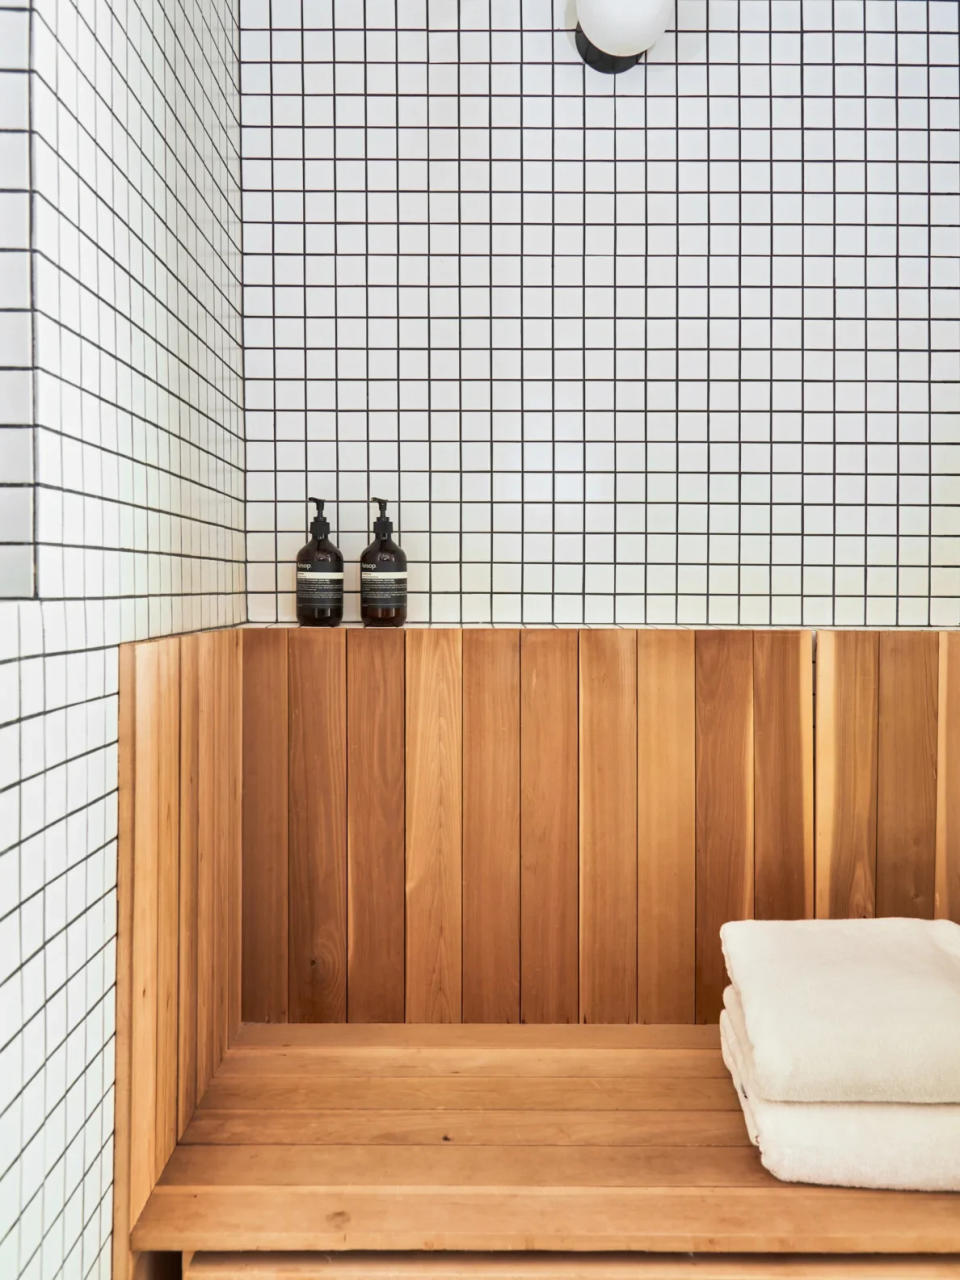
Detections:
575,0,672,69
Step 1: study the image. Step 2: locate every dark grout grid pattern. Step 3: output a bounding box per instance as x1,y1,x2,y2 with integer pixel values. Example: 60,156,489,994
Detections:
240,0,960,627
0,0,244,1275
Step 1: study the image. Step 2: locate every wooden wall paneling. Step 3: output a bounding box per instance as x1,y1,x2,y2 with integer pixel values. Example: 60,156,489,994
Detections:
242,628,289,1022
461,629,521,1023
636,630,696,1024
877,632,939,918
519,630,579,1024
178,634,199,1134
288,628,347,1021
579,630,638,1024
753,631,814,920
223,630,244,1044
129,641,161,1223
154,638,181,1174
694,631,754,1024
405,629,463,1022
346,628,406,1021
112,643,136,1280
196,631,220,1093
815,631,879,919
936,631,960,922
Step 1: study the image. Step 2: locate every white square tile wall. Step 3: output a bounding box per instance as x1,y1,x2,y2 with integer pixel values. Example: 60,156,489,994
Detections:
1,0,244,1276
241,0,960,626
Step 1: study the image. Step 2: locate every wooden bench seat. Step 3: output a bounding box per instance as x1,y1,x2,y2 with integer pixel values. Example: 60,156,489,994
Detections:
132,1025,960,1259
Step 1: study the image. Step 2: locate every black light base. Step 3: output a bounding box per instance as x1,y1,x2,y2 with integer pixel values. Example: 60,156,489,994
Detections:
575,24,641,73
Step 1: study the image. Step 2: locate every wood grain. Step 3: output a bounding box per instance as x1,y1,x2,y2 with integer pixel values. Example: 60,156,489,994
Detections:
405,629,463,1022
130,642,160,1224
224,631,244,1044
184,1251,960,1279
112,643,136,1280
877,632,939,918
154,638,181,1174
936,631,960,922
519,630,579,1024
462,629,520,1022
753,632,813,920
637,630,696,1024
346,628,405,1021
242,628,289,1022
196,632,219,1095
815,631,878,919
695,632,754,1023
178,634,199,1135
579,630,638,1024
288,628,347,1022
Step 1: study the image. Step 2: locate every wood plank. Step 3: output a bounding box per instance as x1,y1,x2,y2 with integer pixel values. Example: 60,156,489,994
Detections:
753,631,813,920
154,638,181,1174
178,634,199,1136
815,631,878,919
217,1047,728,1078
162,1143,770,1188
197,1076,739,1113
182,1108,749,1148
242,628,289,1022
133,1183,960,1254
637,630,695,1024
112,643,136,1280
694,632,754,1023
520,630,579,1024
346,629,405,1022
130,642,160,1226
936,631,960,922
462,629,520,1023
579,630,638,1024
877,632,939,918
184,1252,960,1280
405,629,463,1022
232,1023,721,1050
224,630,244,1044
196,632,219,1096
288,628,347,1022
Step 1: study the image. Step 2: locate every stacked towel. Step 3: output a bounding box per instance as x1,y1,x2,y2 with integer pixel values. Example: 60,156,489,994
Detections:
719,917,960,1191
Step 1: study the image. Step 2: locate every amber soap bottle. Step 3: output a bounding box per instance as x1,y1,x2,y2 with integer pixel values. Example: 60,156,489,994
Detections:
360,497,407,627
296,497,343,626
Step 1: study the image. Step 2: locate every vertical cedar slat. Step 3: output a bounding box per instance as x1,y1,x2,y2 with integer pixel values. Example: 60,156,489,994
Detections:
242,628,289,1022
462,629,521,1022
405,629,463,1022
520,630,579,1024
288,628,348,1021
129,642,159,1223
154,638,180,1174
936,631,960,922
579,629,638,1025
637,630,696,1024
177,634,199,1135
112,643,136,1280
695,631,754,1023
196,631,218,1094
753,631,814,920
815,630,879,919
877,631,939,917
214,634,229,1060
347,628,406,1021
224,631,244,1043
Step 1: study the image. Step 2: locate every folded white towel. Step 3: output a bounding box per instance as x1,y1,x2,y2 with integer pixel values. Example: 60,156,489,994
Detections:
720,1007,960,1192
720,917,960,1103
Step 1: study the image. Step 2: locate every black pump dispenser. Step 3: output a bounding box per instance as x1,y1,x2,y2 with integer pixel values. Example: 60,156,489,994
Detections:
360,497,407,627
296,496,343,627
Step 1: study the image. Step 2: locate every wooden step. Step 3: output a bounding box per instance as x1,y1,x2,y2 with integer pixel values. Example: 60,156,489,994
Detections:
183,1252,960,1279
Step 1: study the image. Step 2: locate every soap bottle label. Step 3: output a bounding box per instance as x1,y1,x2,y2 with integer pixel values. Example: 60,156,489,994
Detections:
361,567,407,609
297,569,344,608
